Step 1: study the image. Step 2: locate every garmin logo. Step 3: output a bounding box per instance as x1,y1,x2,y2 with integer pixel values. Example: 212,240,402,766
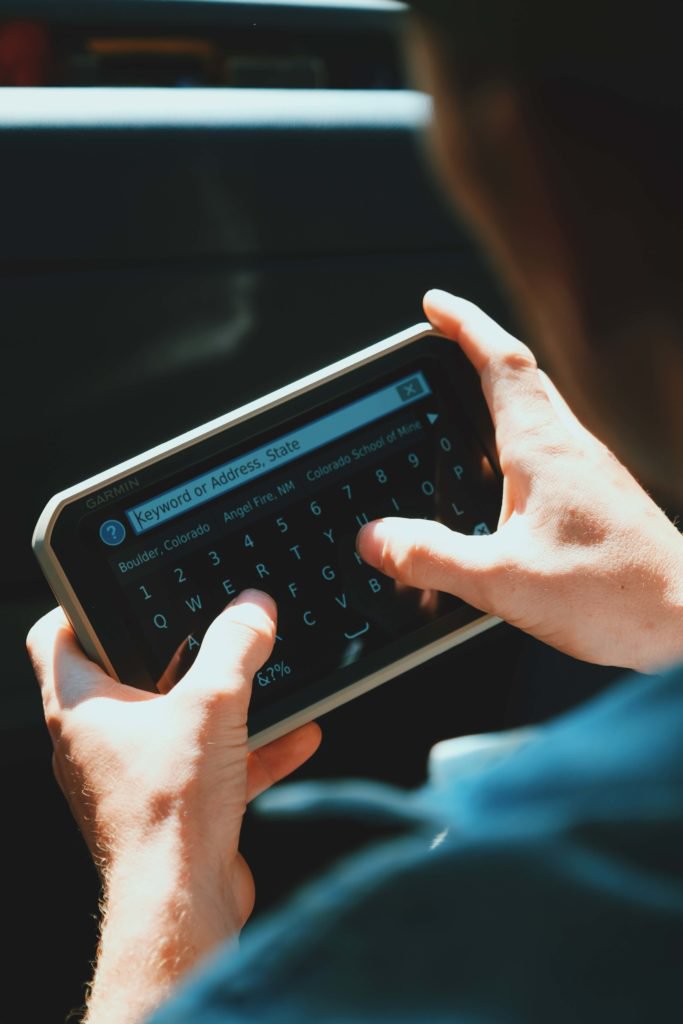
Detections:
86,477,141,510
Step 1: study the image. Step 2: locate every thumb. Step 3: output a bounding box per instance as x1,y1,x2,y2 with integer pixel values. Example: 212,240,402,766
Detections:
180,589,277,705
357,518,503,613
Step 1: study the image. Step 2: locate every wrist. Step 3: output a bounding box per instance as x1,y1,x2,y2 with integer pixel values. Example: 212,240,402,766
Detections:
86,828,242,1024
106,837,241,954
630,546,683,674
638,586,683,674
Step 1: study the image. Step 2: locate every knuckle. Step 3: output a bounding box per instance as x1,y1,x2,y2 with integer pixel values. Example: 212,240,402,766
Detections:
195,683,249,732
230,616,276,657
519,434,572,466
484,546,516,587
187,614,276,701
42,694,67,741
381,538,420,587
470,541,516,607
495,347,538,375
44,705,63,741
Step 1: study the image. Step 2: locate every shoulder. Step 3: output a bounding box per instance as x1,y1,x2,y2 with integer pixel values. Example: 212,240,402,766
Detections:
150,666,683,1024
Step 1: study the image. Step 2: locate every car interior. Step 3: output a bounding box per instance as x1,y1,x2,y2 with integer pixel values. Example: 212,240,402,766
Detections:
1,2,626,1019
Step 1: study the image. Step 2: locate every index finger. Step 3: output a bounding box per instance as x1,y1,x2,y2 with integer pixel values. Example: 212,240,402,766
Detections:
424,290,566,457
26,607,111,715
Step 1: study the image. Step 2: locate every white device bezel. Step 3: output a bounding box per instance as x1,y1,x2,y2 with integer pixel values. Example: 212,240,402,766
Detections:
33,322,500,749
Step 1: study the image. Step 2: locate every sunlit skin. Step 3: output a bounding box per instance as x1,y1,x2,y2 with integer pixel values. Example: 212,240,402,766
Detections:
26,14,683,1024
358,291,683,674
28,592,320,1024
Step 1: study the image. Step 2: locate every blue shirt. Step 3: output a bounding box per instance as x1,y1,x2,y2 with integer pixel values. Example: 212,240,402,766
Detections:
150,665,683,1023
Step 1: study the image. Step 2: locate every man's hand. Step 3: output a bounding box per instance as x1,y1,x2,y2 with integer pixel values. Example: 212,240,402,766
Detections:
27,591,321,1024
358,290,683,674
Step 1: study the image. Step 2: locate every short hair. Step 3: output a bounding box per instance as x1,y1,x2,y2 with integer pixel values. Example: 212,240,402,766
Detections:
406,1,681,112
406,1,683,487
406,0,683,315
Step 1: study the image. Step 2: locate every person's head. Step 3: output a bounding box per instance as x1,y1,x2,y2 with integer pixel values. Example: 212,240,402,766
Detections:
405,2,683,502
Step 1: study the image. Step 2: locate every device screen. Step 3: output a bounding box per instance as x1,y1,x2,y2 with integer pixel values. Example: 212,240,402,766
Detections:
49,341,500,735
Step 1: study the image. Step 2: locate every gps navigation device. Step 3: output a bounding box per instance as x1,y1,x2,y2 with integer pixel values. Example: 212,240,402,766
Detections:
33,325,502,748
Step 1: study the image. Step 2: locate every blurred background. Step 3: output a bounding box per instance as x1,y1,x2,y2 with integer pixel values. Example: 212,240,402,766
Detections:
0,2,624,1019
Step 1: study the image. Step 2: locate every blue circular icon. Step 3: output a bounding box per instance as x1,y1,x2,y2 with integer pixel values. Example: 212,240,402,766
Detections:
99,519,126,546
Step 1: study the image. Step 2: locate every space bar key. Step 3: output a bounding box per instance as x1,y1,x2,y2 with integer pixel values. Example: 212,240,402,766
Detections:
343,622,370,640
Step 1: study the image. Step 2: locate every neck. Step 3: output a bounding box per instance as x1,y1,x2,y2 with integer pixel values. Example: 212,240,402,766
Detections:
518,272,683,509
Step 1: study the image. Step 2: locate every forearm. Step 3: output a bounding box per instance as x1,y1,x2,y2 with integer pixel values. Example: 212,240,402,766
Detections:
84,830,240,1024
627,530,683,674
27,598,319,1024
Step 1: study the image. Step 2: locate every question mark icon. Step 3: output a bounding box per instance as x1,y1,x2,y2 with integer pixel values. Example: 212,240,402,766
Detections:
99,519,126,546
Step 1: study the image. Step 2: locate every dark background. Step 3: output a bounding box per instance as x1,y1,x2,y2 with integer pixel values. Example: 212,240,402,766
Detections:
0,3,624,1020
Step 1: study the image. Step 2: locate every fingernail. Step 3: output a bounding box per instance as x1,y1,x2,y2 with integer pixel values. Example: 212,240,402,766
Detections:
356,519,387,566
227,589,274,612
